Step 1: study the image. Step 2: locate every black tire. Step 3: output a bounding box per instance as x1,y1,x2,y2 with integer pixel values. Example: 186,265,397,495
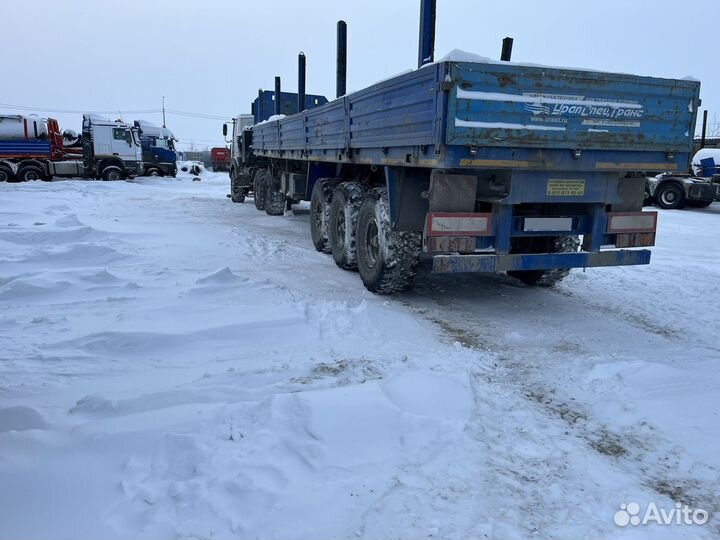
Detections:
688,199,713,208
265,172,286,216
507,236,580,287
356,188,421,294
146,168,163,177
0,164,14,183
328,182,367,270
309,178,337,253
643,182,654,206
102,167,125,181
230,172,246,203
253,169,268,211
17,165,44,182
655,182,686,209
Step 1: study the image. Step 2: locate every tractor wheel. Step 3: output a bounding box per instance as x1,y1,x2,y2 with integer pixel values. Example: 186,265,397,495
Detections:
655,182,686,209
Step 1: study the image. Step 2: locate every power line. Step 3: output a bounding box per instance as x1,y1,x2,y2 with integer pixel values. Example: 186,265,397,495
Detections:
0,102,230,120
0,103,161,115
166,109,230,121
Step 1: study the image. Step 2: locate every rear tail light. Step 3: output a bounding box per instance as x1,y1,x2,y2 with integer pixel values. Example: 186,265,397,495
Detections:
606,211,658,234
615,232,655,248
607,212,657,248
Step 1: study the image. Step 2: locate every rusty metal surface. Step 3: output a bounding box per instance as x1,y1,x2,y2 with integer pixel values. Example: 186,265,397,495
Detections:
426,236,476,253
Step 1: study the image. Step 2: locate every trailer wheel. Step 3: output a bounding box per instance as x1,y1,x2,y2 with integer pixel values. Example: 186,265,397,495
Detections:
102,167,125,181
655,182,686,209
265,173,286,216
508,236,580,287
253,169,268,211
329,182,367,270
0,164,14,183
17,165,44,182
309,178,336,253
356,188,421,294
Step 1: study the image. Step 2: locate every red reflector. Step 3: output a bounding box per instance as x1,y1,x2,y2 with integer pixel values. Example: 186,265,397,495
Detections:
607,211,658,234
426,212,493,237
615,232,656,248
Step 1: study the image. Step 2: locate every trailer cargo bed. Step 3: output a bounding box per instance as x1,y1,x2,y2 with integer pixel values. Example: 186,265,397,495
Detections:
252,58,700,173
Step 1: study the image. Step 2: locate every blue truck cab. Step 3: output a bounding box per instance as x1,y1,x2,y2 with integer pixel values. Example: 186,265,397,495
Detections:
134,120,177,177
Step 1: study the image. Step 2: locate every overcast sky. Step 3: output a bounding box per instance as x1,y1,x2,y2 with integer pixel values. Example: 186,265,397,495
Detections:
6,0,719,150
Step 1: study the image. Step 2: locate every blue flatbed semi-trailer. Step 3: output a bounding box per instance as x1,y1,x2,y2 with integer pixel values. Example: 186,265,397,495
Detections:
227,4,700,294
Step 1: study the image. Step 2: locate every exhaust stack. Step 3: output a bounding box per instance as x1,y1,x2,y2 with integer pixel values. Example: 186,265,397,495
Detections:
336,20,347,98
257,88,263,123
274,76,281,116
501,37,514,61
298,52,307,112
418,0,436,68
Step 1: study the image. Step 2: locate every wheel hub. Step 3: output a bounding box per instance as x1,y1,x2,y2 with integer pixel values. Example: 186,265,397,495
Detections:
313,200,323,229
335,209,346,248
365,218,379,268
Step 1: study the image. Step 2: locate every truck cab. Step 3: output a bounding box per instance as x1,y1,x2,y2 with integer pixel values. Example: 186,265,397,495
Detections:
645,149,720,209
134,120,177,177
80,115,144,180
226,115,257,202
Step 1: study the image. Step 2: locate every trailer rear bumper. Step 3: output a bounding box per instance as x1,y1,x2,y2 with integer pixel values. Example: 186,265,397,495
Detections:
432,249,651,274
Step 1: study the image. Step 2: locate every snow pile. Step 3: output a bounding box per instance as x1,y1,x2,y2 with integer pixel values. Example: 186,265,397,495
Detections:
176,160,204,177
255,114,286,126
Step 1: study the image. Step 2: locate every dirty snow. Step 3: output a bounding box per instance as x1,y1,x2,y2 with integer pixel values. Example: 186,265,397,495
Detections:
0,171,718,539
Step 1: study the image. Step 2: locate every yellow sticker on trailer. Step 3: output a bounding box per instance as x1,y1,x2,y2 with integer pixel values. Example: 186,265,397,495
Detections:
547,179,586,196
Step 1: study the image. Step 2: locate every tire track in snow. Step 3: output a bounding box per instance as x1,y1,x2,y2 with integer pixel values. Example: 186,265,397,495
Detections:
399,276,720,531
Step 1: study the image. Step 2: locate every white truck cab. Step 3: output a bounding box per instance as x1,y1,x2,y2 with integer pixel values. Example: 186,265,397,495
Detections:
81,115,143,179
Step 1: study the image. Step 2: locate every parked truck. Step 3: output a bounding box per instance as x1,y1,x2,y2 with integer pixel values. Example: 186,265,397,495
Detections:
211,147,231,172
227,2,700,294
644,149,720,209
134,120,177,177
0,114,144,182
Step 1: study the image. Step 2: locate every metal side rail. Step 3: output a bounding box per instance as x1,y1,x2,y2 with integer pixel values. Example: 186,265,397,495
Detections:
432,250,652,274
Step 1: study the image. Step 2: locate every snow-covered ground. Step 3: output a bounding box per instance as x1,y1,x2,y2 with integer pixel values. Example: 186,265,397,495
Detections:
1,170,718,539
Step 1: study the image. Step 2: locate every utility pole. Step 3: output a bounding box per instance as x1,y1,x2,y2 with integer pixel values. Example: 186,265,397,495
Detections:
162,96,166,127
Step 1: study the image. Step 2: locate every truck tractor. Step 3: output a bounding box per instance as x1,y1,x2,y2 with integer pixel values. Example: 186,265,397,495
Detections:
0,114,144,182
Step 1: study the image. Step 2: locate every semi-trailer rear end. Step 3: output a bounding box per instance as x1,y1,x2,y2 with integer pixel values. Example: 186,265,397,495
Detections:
230,3,700,294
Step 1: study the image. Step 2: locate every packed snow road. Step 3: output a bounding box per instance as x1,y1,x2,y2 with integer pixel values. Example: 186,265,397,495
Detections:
1,170,718,539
